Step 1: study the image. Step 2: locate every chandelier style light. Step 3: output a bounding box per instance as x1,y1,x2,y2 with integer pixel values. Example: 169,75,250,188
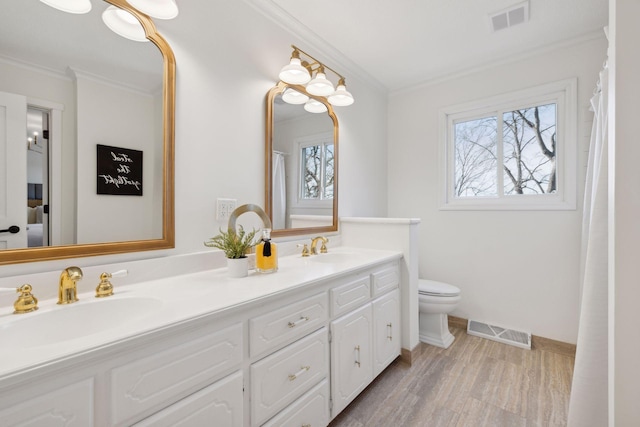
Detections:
278,45,354,111
39,0,179,42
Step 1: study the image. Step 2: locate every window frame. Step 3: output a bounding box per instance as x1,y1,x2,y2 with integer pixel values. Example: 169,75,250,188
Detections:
439,78,577,210
294,131,334,209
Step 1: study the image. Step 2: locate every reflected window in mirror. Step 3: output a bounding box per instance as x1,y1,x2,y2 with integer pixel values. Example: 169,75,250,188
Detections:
299,135,334,201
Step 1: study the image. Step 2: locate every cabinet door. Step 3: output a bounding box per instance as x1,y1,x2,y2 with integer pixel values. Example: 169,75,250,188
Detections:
330,303,373,417
134,371,243,427
372,289,401,376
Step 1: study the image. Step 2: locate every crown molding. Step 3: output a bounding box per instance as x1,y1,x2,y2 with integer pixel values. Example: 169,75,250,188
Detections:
242,0,387,94
391,28,607,97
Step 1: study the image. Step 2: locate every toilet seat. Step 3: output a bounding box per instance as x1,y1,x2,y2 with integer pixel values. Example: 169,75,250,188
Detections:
419,279,460,297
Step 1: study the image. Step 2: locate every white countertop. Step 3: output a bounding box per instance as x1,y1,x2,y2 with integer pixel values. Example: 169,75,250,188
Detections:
0,247,402,383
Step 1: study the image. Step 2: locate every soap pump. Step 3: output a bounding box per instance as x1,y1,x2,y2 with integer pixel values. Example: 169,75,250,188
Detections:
256,228,278,273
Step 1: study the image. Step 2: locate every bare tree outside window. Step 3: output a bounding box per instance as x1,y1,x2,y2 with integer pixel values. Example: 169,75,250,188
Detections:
454,117,498,197
503,104,556,194
453,103,557,198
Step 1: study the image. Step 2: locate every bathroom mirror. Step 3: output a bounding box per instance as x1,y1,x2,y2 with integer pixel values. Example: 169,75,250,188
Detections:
265,82,338,237
0,0,175,264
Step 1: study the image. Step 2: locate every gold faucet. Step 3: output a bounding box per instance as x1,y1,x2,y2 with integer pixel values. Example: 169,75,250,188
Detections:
13,284,38,314
310,236,329,255
58,266,83,305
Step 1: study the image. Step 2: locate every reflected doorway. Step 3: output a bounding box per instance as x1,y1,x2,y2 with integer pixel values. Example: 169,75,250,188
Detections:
26,106,50,247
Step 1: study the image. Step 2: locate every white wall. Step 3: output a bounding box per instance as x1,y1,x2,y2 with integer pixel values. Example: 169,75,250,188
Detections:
152,0,388,255
388,36,607,343
74,72,160,243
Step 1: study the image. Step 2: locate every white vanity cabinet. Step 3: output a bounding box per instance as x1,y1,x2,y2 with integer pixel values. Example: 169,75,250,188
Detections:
330,267,401,418
0,251,403,427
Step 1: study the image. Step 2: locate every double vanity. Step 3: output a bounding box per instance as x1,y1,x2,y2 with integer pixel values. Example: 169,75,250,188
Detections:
0,247,404,427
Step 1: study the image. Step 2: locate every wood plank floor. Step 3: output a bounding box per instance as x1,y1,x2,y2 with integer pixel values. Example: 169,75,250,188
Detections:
329,327,574,427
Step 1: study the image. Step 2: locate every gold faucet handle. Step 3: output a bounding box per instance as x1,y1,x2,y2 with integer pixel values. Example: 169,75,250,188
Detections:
320,238,329,253
14,284,38,314
96,269,127,298
297,244,310,257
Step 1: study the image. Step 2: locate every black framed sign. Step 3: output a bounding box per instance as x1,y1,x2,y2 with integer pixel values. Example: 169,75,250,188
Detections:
97,144,143,196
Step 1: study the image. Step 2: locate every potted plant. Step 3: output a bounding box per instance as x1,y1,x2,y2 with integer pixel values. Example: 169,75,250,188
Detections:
205,226,258,277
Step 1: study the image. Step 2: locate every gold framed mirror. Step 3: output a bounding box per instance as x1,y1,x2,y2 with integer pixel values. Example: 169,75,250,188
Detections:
0,0,175,264
265,81,338,237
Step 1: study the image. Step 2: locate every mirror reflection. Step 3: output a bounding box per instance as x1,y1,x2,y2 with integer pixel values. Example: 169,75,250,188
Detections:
0,0,174,263
266,83,338,237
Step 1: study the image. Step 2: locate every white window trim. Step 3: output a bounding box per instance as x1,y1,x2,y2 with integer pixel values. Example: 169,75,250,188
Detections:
438,78,577,211
293,131,334,209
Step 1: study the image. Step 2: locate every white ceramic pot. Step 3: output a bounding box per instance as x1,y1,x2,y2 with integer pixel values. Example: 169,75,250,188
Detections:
227,257,249,278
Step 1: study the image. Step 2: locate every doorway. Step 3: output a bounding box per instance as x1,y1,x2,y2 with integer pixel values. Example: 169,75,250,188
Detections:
26,106,50,247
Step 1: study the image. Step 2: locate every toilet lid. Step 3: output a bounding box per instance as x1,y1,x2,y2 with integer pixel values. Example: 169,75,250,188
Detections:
419,279,460,297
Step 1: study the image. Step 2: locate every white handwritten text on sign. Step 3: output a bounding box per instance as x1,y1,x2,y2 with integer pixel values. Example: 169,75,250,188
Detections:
96,144,143,196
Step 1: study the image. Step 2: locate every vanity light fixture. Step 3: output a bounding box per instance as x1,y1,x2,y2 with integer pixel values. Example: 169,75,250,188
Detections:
278,45,354,108
39,0,92,14
102,6,148,42
39,0,179,42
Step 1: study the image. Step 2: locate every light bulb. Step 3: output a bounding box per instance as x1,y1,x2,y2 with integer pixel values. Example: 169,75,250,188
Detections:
102,6,148,42
306,71,334,96
279,57,311,85
304,99,328,113
281,88,309,105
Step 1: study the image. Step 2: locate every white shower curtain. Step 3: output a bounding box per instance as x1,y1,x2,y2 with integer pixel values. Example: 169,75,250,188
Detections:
272,152,286,230
567,64,609,427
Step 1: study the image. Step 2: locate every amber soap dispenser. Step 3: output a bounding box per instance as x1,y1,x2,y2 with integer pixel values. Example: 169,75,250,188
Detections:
256,228,278,273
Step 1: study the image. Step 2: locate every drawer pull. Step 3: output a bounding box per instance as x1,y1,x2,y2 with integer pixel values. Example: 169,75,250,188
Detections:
288,365,311,381
355,345,361,367
387,323,393,341
288,316,310,328
302,424,311,427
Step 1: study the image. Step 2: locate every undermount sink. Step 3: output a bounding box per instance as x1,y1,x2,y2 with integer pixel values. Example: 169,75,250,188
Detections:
0,296,163,348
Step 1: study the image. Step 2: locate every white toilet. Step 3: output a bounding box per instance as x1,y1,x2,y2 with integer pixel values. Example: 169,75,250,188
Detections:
418,279,461,349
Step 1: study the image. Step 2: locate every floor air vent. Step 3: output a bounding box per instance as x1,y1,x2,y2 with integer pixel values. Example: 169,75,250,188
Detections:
467,320,531,350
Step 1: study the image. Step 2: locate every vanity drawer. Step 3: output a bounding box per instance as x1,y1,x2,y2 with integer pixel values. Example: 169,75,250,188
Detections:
371,263,400,297
111,322,243,426
250,292,328,357
262,379,329,427
0,378,94,426
251,328,329,427
134,371,243,427
330,276,371,317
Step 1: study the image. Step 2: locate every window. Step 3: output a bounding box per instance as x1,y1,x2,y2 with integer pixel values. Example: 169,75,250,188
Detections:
440,79,577,210
299,135,334,202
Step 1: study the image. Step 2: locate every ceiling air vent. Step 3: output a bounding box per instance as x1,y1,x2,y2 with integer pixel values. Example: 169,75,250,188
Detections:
490,1,529,32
